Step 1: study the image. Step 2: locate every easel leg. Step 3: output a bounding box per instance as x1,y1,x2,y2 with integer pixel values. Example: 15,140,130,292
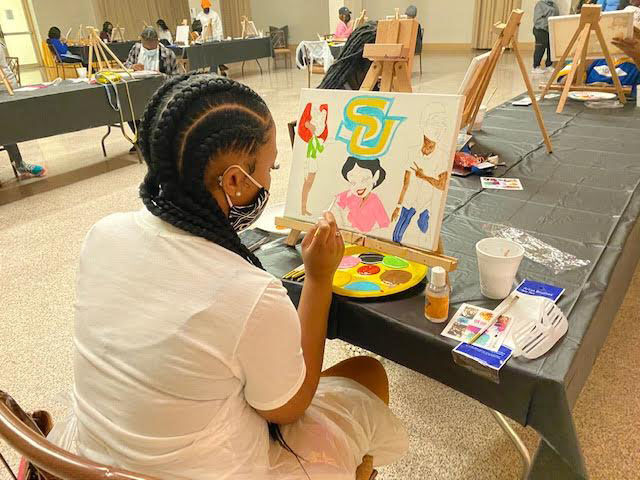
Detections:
513,41,553,154
540,25,585,100
285,229,302,246
380,61,394,92
360,61,382,91
393,62,412,93
556,26,590,113
595,24,627,105
87,44,94,78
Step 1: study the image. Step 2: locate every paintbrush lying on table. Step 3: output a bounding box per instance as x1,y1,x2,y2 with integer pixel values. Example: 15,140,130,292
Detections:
283,264,305,282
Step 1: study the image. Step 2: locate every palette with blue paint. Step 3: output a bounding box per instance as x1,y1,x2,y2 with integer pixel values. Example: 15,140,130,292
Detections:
333,245,428,298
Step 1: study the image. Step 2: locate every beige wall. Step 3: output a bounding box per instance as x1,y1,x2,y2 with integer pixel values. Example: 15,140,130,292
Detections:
250,0,330,44
361,0,476,45
29,0,97,42
518,0,571,43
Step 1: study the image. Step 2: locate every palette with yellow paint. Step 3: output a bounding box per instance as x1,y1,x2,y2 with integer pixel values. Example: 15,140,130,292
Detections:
333,245,428,298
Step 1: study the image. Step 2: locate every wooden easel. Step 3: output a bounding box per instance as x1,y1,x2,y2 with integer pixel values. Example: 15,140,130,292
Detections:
540,5,628,113
0,68,14,95
359,17,418,93
86,28,133,79
463,9,553,154
353,9,367,29
241,16,258,38
275,18,458,271
202,19,214,41
111,26,125,42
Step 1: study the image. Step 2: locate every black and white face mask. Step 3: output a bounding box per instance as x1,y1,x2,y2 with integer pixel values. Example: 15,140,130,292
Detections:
219,165,270,232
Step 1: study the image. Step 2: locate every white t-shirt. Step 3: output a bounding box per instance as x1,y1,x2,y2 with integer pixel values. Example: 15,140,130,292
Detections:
72,209,306,479
196,10,223,41
158,29,173,44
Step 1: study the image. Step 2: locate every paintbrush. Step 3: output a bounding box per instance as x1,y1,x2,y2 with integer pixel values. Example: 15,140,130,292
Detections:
468,293,520,345
283,264,305,280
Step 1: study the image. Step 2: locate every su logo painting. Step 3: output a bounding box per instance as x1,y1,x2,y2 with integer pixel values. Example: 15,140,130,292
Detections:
336,96,406,159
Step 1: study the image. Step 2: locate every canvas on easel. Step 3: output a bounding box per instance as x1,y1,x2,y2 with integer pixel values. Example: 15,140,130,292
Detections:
549,9,634,61
111,26,125,42
277,18,459,271
460,9,553,154
541,5,630,113
241,16,259,39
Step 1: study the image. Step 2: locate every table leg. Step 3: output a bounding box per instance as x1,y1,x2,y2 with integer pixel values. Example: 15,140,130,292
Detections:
489,408,531,480
101,125,112,158
255,59,263,75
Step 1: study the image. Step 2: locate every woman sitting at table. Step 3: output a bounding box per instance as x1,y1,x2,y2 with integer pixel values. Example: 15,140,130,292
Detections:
124,27,179,151
124,27,179,74
156,19,173,45
47,26,86,66
48,73,408,480
100,21,113,43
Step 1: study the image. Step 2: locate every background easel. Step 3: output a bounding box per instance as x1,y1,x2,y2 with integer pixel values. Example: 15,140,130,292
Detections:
111,26,125,42
540,5,628,113
353,9,367,30
0,68,14,95
86,28,133,79
241,16,258,38
276,18,458,272
463,9,553,154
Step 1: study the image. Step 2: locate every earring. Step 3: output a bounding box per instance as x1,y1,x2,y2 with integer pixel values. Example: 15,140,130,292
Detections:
235,191,242,197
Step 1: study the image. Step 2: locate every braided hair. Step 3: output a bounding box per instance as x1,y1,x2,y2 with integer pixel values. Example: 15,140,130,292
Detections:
319,21,377,90
138,73,273,269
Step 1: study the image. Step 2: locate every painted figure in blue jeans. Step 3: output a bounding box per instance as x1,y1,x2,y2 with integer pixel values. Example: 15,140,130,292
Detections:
391,135,448,243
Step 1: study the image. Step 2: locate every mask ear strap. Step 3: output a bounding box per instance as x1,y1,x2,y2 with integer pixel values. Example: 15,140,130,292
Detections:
218,164,265,190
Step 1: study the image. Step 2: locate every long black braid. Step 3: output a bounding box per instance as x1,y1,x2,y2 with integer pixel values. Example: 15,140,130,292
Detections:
319,21,378,90
138,74,310,477
139,73,271,269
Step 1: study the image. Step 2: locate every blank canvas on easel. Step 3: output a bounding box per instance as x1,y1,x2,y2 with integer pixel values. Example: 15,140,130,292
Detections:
283,88,464,252
549,10,634,61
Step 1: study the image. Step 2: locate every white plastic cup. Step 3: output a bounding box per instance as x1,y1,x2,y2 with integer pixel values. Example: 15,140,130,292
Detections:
473,104,488,130
76,67,87,78
476,237,524,300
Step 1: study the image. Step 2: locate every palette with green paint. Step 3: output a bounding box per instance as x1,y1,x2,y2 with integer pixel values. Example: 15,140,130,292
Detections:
333,245,428,298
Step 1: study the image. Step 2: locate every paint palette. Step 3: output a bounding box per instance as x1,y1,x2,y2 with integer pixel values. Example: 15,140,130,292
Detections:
333,245,427,298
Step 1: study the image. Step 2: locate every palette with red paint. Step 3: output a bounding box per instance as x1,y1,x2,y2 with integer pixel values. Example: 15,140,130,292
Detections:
333,245,428,298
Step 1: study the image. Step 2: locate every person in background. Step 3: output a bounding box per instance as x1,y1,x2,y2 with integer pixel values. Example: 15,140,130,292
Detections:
320,21,378,90
334,6,353,40
100,22,113,42
623,0,640,26
405,5,424,57
124,27,178,152
596,0,620,10
196,0,223,41
532,0,559,74
196,0,228,75
47,27,86,66
0,39,46,179
156,19,173,45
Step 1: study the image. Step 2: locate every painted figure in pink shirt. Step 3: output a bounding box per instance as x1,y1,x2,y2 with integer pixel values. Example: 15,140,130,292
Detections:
333,156,390,233
334,6,354,40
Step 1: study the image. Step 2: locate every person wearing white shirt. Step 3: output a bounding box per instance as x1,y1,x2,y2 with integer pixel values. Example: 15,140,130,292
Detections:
156,19,173,45
196,0,223,41
47,75,408,480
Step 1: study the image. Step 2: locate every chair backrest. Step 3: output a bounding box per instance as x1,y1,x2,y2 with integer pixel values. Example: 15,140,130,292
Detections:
0,391,161,480
7,56,20,86
40,40,56,68
269,25,289,46
270,29,286,49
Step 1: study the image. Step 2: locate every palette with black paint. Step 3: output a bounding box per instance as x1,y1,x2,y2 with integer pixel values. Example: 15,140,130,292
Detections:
333,245,428,298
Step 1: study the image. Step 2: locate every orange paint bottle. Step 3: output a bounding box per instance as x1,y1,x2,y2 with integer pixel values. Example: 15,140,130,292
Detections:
425,266,450,323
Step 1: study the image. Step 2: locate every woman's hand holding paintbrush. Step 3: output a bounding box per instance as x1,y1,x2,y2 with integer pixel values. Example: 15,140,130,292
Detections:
301,210,344,283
